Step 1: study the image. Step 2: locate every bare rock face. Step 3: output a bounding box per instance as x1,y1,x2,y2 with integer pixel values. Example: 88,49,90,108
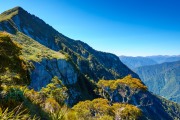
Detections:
29,59,77,90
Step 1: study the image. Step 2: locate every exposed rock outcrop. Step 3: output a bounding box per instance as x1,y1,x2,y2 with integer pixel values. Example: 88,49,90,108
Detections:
29,59,77,90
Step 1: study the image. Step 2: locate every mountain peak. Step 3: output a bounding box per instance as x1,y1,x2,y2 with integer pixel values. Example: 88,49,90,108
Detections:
11,6,23,10
3,6,25,13
0,6,27,21
12,6,25,12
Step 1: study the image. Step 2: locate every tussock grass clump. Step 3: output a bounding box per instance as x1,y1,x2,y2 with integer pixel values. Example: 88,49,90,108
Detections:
0,105,38,120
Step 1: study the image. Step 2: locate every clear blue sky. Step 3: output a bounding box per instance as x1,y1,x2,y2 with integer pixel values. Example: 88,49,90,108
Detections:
0,0,180,56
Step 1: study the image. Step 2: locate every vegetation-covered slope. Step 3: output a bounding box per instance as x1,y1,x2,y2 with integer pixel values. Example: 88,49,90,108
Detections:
135,61,180,103
95,75,180,120
0,34,144,119
0,32,29,86
0,6,139,81
0,32,94,119
0,7,180,120
120,55,180,103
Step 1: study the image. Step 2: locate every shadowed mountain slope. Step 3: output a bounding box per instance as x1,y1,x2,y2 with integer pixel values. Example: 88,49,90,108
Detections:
0,7,180,120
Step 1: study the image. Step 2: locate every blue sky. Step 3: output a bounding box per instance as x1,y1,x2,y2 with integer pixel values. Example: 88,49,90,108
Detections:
0,0,180,56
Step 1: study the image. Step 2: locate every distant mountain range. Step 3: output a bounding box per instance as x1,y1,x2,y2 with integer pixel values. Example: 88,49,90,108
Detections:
119,56,157,70
119,55,180,70
147,55,180,64
0,7,180,120
119,55,180,103
135,61,180,103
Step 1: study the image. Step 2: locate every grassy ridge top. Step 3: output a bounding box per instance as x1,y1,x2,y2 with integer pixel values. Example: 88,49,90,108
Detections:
0,7,20,22
10,32,66,61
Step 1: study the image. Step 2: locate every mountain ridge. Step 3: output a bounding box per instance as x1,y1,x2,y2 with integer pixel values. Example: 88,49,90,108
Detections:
119,55,180,70
0,7,180,120
0,6,139,81
119,56,157,70
120,55,180,103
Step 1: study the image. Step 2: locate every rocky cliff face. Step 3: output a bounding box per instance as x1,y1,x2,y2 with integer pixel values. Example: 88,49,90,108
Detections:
29,59,77,91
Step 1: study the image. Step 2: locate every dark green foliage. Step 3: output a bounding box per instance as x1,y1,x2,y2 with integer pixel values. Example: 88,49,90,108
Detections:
3,87,24,108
